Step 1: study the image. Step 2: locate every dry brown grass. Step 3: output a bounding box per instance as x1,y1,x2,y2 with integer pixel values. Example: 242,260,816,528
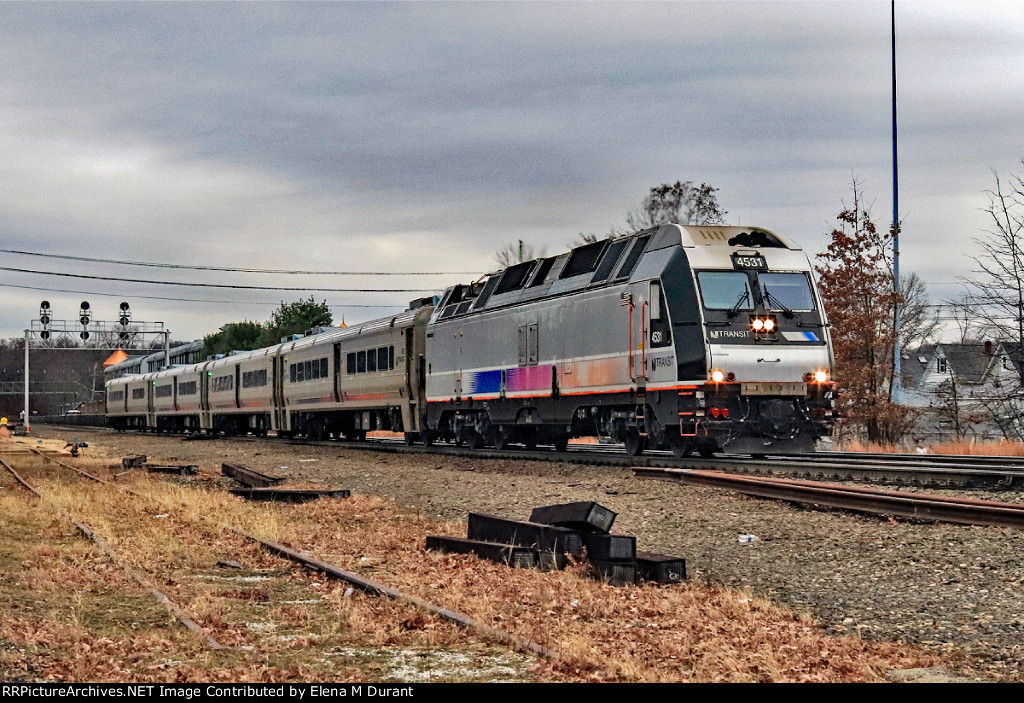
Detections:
0,447,952,683
840,438,1024,456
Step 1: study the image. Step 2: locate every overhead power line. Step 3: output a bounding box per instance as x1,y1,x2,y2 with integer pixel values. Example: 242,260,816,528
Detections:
0,281,405,308
0,266,436,293
0,248,479,276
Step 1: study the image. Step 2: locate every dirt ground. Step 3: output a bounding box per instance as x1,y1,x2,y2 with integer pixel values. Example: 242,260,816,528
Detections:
8,426,1022,681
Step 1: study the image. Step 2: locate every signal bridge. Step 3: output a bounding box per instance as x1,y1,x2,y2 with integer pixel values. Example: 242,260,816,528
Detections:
24,300,171,433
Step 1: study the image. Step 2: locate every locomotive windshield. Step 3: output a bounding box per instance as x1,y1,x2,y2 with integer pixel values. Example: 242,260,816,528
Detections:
757,272,815,312
697,272,753,310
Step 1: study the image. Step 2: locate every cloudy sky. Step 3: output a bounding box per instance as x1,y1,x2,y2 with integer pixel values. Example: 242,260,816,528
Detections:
1,1,1022,344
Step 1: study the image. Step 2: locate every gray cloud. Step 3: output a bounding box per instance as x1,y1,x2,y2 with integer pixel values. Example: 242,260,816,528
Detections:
0,1,1022,339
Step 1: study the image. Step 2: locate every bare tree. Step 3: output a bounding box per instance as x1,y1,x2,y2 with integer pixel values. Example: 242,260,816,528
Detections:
494,240,544,269
896,272,940,352
959,162,1024,379
625,181,728,230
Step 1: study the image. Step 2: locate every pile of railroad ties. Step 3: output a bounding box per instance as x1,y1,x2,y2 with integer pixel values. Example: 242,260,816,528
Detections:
426,501,685,587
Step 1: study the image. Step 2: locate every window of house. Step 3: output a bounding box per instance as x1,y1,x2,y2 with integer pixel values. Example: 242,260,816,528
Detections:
937,357,948,373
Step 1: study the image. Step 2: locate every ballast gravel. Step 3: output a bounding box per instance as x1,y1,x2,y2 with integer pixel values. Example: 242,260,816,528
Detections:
38,428,1024,680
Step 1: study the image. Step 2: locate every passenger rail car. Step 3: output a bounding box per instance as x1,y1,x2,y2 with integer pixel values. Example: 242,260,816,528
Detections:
106,224,835,456
106,306,433,440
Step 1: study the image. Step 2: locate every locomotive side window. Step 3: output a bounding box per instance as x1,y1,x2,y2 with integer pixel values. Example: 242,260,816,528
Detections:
614,235,652,280
560,240,608,279
357,351,366,373
367,348,377,372
591,238,629,283
347,352,356,374
697,272,753,310
155,385,173,398
494,260,536,295
757,272,815,311
389,345,395,370
377,347,388,370
178,381,197,395
528,257,556,287
320,358,329,378
132,388,146,399
649,281,672,348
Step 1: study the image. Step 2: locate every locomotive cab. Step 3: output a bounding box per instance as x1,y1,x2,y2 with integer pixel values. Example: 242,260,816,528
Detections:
664,225,836,455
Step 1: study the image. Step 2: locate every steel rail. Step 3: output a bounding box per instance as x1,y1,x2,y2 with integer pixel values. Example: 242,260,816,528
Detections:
25,446,558,660
0,452,223,648
634,467,1024,529
239,531,556,659
35,425,1024,489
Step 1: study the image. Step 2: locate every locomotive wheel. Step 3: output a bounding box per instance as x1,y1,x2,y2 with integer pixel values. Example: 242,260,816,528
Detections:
492,427,510,451
697,441,716,458
421,429,434,446
552,434,569,452
523,430,538,451
464,428,483,450
624,428,644,457
404,432,418,446
671,434,694,458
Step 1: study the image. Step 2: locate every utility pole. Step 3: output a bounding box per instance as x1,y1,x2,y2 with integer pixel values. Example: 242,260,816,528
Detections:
891,0,902,404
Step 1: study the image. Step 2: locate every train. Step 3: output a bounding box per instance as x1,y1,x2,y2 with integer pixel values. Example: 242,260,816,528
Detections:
105,224,836,456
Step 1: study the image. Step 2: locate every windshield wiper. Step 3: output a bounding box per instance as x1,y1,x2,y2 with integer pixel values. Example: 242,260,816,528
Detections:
762,287,795,319
726,290,750,318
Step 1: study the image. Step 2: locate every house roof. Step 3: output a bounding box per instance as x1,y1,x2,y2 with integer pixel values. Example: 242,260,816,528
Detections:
938,342,995,384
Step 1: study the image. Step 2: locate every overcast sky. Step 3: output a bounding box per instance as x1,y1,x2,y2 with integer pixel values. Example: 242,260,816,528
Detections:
1,1,1022,344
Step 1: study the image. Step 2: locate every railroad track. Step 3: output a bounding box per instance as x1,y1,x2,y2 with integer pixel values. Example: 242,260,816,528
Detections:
0,452,224,648
0,447,555,660
634,467,1024,529
44,425,1024,490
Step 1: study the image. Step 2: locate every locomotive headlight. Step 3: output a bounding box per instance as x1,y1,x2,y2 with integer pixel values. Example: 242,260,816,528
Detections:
710,369,725,383
751,319,764,331
763,318,776,332
814,370,828,383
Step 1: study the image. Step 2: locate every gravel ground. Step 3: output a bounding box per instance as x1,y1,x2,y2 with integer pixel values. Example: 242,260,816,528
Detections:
32,427,1024,680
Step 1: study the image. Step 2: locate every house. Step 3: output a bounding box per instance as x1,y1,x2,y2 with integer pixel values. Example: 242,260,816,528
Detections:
902,341,1024,442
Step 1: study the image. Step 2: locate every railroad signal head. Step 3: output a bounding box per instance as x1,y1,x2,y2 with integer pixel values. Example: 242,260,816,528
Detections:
80,301,90,311
80,330,90,341
80,314,90,325
39,301,51,326
120,301,130,311
40,330,50,340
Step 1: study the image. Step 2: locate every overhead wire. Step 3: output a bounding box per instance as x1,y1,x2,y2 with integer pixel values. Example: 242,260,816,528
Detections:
0,248,480,276
0,266,439,293
0,281,406,308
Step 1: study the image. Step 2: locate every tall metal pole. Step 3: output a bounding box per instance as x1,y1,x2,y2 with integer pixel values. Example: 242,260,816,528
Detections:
164,329,170,369
891,0,902,403
23,329,30,433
